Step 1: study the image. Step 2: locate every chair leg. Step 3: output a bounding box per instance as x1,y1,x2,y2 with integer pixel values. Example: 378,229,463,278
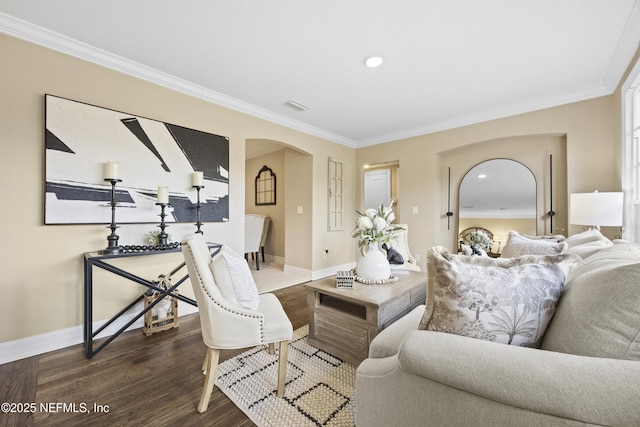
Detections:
255,252,260,270
267,342,275,354
198,347,220,413
201,349,209,373
277,340,288,397
261,246,265,262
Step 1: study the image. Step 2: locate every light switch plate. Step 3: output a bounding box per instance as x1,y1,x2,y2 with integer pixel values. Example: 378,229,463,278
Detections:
412,206,418,214
297,206,303,214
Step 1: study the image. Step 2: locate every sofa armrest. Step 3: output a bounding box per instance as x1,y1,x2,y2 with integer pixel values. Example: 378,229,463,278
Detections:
368,305,424,358
390,330,640,425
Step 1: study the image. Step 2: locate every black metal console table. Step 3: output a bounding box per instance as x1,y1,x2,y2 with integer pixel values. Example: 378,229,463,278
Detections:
83,244,220,358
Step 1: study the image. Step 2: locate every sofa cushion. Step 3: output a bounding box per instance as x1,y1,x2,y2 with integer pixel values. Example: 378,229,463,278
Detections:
209,245,260,310
419,246,579,347
541,243,640,360
501,231,568,258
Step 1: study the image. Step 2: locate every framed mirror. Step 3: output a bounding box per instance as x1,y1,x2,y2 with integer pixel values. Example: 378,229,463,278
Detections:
255,165,276,205
459,159,536,254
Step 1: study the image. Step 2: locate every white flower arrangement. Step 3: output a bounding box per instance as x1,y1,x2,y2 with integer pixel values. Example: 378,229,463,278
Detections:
351,201,401,248
465,229,493,249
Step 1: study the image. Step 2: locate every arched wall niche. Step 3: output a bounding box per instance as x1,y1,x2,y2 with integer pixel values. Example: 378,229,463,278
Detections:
438,133,568,252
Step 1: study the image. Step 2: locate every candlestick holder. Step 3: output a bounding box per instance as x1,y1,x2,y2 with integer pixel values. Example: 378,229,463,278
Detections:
193,185,204,234
156,203,170,245
101,178,122,255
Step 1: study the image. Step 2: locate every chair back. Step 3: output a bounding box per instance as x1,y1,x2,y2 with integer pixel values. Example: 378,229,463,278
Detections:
245,214,265,253
181,234,227,346
260,217,271,247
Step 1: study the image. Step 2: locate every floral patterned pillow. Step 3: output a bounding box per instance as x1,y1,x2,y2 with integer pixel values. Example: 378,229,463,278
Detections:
419,246,579,347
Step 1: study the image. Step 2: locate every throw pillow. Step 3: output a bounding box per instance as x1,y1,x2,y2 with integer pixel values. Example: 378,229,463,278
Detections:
501,231,568,258
564,228,611,248
209,245,260,310
523,233,566,242
460,244,473,256
565,240,612,259
419,246,579,347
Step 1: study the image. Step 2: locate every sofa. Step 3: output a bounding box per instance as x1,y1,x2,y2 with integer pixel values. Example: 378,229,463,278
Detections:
355,230,640,426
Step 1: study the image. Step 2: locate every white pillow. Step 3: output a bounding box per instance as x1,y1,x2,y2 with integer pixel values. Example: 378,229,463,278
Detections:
523,233,566,242
564,229,611,248
460,244,473,256
209,245,260,310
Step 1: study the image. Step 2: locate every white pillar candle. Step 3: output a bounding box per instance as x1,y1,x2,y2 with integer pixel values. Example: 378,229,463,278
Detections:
192,171,204,187
157,186,169,204
104,161,120,180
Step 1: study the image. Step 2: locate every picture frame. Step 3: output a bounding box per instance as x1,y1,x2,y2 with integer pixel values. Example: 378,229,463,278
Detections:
44,94,229,224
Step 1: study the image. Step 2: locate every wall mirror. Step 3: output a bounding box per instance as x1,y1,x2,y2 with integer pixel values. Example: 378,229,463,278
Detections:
255,165,276,205
458,159,536,254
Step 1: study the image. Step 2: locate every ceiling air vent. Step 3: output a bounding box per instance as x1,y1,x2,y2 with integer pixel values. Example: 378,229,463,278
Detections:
286,100,309,111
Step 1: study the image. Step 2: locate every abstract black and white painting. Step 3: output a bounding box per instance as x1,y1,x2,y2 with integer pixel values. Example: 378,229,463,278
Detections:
45,94,229,224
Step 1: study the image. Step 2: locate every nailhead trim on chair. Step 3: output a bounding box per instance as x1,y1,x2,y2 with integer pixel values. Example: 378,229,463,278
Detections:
184,245,266,340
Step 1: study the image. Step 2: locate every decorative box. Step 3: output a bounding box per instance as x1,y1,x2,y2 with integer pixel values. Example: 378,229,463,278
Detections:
336,270,355,289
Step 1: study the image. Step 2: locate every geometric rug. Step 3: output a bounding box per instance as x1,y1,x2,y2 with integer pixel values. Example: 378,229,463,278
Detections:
215,325,356,426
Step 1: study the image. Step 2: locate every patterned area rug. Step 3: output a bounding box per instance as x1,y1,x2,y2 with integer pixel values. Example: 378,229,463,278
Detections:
215,325,356,426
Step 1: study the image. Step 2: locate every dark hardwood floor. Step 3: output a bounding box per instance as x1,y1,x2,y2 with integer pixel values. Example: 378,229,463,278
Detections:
0,284,309,427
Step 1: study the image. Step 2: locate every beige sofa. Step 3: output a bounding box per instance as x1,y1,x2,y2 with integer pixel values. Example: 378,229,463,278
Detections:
356,231,640,426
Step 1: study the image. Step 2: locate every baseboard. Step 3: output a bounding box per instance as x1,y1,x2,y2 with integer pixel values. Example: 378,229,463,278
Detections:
269,254,285,265
311,262,356,280
282,264,312,280
0,263,356,365
0,301,199,365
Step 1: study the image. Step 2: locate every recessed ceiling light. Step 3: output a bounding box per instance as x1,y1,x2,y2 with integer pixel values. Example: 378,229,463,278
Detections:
365,56,383,68
477,174,487,179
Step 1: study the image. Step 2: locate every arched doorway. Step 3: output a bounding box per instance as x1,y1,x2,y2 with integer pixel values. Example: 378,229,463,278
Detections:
245,138,313,291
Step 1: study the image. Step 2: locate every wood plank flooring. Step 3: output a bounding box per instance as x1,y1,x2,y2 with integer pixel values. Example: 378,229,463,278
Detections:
0,284,309,427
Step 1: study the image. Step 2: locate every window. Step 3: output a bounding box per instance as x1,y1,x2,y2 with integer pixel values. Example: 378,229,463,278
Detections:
328,157,344,231
622,57,640,243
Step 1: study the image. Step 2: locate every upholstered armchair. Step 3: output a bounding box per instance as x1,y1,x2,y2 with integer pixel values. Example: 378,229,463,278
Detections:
181,234,293,413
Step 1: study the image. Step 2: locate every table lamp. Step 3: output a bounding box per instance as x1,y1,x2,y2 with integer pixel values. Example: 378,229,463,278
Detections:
569,191,623,229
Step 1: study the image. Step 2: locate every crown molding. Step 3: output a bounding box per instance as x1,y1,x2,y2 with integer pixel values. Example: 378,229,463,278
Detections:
602,0,640,92
2,8,637,150
0,12,356,148
357,84,611,148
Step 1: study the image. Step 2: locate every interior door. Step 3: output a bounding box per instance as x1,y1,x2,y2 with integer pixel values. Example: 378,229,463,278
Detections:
364,169,391,210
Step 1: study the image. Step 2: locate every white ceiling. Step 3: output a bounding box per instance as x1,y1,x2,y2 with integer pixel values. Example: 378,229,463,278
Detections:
1,1,640,148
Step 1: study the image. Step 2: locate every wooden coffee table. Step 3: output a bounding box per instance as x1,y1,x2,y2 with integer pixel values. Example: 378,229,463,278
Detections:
305,271,427,366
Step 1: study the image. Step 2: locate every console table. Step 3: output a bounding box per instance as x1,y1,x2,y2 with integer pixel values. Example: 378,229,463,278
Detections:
305,271,427,366
83,244,219,358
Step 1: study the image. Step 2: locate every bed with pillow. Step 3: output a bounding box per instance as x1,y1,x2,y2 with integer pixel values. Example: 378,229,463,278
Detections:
355,229,640,426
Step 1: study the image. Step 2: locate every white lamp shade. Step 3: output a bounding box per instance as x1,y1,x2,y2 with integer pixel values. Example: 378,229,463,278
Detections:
570,192,623,226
